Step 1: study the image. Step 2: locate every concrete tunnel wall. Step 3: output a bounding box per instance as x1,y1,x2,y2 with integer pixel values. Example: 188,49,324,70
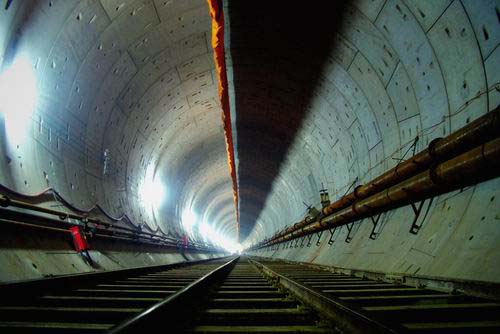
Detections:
0,0,232,282
0,0,499,283
243,0,500,282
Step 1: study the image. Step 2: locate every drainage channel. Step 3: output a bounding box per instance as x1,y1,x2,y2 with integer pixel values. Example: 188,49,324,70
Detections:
253,258,500,334
0,257,231,333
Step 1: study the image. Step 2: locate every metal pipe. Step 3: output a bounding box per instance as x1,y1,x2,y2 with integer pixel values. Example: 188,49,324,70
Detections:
268,108,500,244
350,106,500,205
0,204,220,253
0,195,158,240
264,136,500,245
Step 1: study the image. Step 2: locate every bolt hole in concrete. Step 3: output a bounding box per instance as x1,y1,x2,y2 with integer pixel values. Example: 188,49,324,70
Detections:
482,25,489,40
469,236,474,241
31,263,37,269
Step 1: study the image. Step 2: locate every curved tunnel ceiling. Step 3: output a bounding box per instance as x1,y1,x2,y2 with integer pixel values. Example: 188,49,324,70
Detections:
225,0,499,245
0,0,238,243
0,0,498,249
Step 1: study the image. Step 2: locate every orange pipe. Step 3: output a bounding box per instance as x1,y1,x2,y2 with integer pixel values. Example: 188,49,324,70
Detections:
207,0,240,241
260,137,500,246
267,107,500,245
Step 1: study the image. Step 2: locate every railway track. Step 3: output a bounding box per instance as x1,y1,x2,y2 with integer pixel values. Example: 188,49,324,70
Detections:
1,255,498,333
0,258,230,333
255,258,500,334
187,258,333,333
0,257,335,334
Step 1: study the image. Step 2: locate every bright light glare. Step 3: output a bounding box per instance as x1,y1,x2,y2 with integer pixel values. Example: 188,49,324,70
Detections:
0,56,38,145
199,222,242,254
181,208,198,235
138,177,165,210
180,208,241,253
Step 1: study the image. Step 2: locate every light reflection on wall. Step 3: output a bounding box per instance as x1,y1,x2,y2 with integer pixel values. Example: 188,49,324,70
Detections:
0,55,38,147
181,207,198,235
138,164,166,215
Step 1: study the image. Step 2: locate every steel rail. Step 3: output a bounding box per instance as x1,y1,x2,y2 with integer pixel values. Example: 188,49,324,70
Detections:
250,257,500,333
249,258,405,334
107,256,239,333
0,256,230,301
259,257,500,301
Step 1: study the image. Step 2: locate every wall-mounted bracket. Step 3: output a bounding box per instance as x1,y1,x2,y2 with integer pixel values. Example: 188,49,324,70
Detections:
316,231,324,246
299,236,306,248
369,213,383,240
409,197,434,234
5,0,13,10
328,227,338,245
306,234,313,247
345,223,354,243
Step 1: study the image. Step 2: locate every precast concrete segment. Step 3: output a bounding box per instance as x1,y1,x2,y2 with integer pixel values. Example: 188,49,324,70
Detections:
265,107,500,246
253,258,500,333
0,0,499,287
239,1,499,284
258,131,500,247
0,0,237,256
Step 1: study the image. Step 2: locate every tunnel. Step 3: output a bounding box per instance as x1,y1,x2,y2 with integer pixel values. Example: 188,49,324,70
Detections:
0,0,499,333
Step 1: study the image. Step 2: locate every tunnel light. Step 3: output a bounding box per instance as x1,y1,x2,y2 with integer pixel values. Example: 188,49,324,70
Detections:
181,209,242,253
138,176,166,211
0,56,38,146
199,221,242,254
181,208,198,235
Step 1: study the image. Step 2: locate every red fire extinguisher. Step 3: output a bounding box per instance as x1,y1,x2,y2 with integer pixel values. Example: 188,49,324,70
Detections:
70,225,93,265
70,226,89,252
